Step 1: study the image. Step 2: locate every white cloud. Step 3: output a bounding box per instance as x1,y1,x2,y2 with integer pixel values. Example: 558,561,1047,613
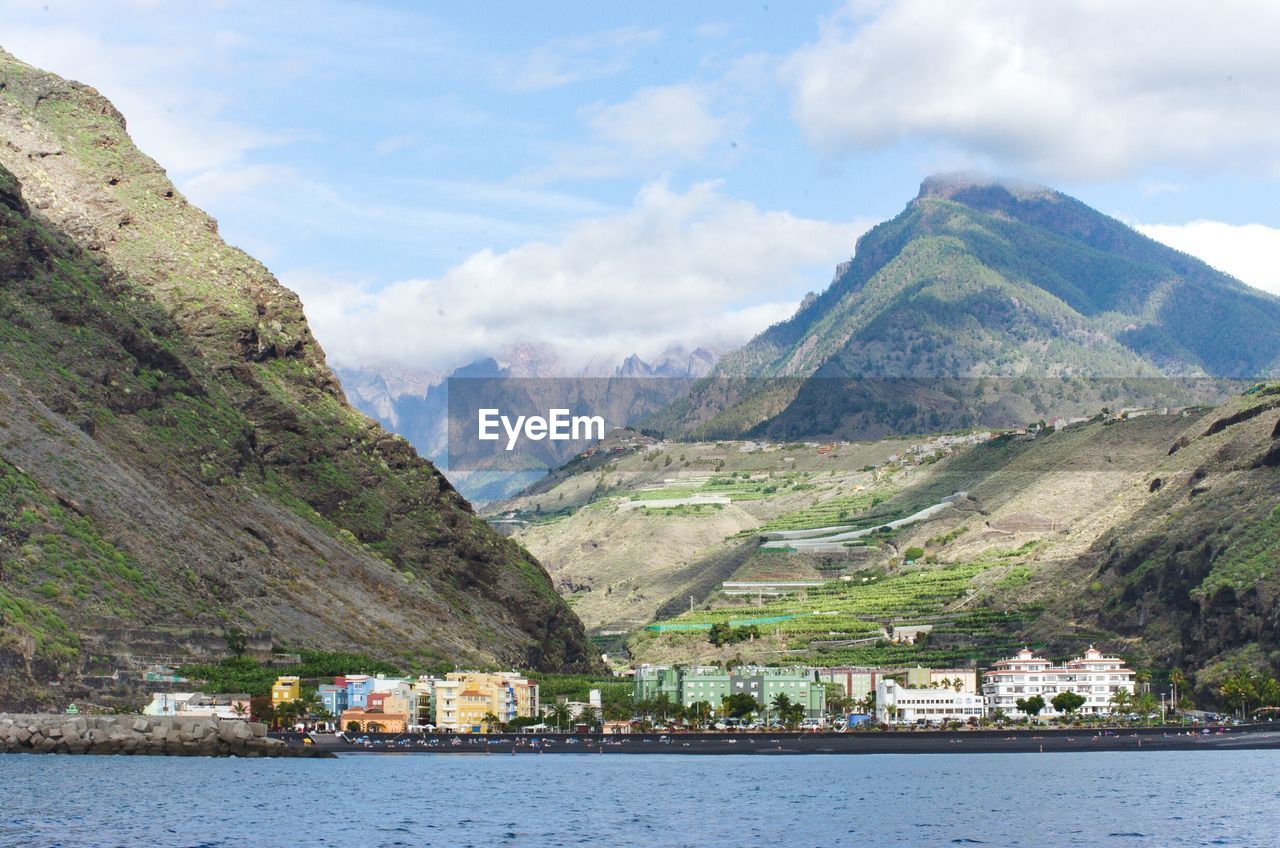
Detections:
285,182,866,372
503,27,663,92
784,1,1280,179
1137,221,1280,296
585,84,728,161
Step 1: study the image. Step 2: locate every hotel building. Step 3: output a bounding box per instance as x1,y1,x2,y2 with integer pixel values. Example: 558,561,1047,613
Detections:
982,647,1136,717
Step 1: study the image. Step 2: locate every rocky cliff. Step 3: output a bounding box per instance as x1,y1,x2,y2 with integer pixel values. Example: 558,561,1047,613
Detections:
0,48,596,709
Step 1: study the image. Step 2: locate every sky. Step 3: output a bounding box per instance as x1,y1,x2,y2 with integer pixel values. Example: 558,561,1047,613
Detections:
3,0,1279,375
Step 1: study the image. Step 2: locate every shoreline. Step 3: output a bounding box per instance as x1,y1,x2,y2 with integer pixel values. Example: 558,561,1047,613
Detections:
286,725,1280,756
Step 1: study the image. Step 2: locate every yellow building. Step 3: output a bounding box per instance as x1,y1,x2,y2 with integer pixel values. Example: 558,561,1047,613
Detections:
434,672,539,733
271,675,301,708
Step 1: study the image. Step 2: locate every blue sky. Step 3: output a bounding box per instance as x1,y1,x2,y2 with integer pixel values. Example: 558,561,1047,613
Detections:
4,1,1279,374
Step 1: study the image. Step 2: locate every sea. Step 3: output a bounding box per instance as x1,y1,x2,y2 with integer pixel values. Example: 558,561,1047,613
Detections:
2,750,1278,847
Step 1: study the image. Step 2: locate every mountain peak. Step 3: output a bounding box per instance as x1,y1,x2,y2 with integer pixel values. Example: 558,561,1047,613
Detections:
916,172,1057,206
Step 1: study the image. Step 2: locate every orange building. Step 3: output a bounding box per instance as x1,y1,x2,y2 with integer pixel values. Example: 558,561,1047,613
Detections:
340,705,407,733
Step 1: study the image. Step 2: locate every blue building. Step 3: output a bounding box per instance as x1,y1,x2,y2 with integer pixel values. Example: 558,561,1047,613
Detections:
345,675,375,710
318,683,349,718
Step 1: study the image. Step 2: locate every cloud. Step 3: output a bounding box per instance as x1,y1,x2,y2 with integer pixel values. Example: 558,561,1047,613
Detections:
584,84,728,161
1137,221,1280,296
784,1,1280,179
503,27,663,92
285,182,865,372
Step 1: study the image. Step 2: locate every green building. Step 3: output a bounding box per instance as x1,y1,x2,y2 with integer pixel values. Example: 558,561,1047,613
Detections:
632,665,826,719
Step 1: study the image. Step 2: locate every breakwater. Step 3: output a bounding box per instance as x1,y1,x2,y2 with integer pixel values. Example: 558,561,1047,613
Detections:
0,714,327,757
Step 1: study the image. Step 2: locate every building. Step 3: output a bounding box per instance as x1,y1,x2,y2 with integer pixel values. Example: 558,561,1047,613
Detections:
633,665,826,720
982,647,1136,718
143,692,249,719
317,683,349,719
876,678,985,725
270,676,300,708
340,705,407,734
433,672,539,733
344,674,375,710
903,667,979,694
817,666,978,702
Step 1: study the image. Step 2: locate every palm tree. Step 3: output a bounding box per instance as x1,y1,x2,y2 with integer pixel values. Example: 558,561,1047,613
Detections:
687,700,713,729
481,712,502,734
549,703,573,733
1109,689,1131,719
770,693,793,728
1170,669,1187,709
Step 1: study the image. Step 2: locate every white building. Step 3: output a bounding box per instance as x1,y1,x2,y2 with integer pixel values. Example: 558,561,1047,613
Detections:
819,666,978,702
142,692,249,719
875,678,985,725
982,647,1135,718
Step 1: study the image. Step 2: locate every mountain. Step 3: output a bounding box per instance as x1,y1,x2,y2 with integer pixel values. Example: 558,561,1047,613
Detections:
337,344,717,503
664,175,1280,440
0,48,596,709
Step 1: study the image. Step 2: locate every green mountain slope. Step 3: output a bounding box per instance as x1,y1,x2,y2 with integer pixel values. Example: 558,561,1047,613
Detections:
628,390,1278,698
666,175,1280,440
0,49,595,708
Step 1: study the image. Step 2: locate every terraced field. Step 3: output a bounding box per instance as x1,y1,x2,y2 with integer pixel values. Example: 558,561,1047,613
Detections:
633,560,1045,667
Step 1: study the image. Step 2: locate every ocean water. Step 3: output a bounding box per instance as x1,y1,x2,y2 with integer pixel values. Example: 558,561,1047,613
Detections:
2,751,1278,847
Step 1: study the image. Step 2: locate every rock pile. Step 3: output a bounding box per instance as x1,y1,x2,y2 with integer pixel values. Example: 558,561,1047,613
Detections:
0,714,321,757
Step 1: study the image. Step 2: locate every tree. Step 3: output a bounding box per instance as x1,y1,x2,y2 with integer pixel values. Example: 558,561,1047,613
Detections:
769,693,806,729
1217,669,1275,720
250,695,275,725
1109,689,1132,718
549,703,573,732
577,706,599,730
903,546,924,561
782,701,807,729
1133,691,1158,722
824,684,854,718
721,692,758,720
346,721,362,734
1170,669,1187,709
687,700,713,728
482,712,503,733
1015,695,1046,720
1051,691,1087,718
652,693,675,724
223,627,248,659
708,622,733,647
1258,677,1280,712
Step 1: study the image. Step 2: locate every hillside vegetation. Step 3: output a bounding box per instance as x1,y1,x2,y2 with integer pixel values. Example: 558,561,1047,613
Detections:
497,389,1279,700
0,49,595,709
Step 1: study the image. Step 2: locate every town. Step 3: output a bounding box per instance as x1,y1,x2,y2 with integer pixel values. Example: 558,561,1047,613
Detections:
126,646,1250,735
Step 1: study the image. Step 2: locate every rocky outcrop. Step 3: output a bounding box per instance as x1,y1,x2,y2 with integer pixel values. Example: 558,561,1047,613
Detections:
0,714,323,757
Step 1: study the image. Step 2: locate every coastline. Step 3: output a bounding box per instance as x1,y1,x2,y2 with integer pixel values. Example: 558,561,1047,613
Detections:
287,725,1280,756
